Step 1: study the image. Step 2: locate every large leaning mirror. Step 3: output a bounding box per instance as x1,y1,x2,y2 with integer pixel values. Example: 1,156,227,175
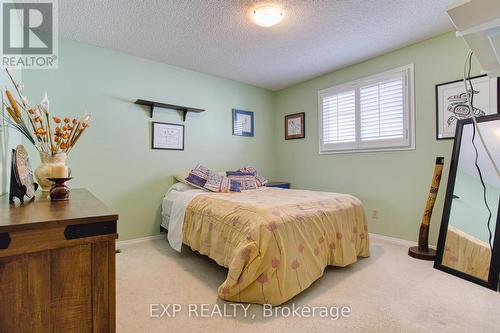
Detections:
435,114,500,290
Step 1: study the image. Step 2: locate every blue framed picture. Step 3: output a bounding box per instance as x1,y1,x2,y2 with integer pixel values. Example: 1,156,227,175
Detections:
232,109,254,137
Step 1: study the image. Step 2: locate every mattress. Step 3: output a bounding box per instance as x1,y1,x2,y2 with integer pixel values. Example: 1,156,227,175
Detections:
176,187,370,305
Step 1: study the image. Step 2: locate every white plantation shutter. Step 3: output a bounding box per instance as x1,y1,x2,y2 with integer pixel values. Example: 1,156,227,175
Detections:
321,90,356,145
360,74,406,147
319,65,413,153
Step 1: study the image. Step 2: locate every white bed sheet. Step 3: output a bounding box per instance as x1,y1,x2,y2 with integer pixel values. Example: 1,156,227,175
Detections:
162,187,206,252
161,182,203,230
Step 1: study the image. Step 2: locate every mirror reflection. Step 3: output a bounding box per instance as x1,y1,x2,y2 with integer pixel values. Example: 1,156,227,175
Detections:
442,119,500,281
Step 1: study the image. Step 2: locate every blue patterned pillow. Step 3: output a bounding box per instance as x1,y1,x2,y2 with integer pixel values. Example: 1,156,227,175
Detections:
239,166,267,186
204,171,241,193
185,164,211,187
226,171,258,190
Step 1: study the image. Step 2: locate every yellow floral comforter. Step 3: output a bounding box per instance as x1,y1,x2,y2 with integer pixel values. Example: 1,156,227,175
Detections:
183,188,370,305
442,226,491,281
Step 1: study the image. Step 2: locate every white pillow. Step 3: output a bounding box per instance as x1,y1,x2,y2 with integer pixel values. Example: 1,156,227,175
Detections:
174,171,190,185
170,182,196,192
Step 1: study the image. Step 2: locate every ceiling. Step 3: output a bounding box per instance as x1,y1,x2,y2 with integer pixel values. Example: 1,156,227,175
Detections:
58,0,457,90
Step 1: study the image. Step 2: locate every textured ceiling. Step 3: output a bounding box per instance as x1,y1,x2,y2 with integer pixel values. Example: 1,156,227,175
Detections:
58,0,456,90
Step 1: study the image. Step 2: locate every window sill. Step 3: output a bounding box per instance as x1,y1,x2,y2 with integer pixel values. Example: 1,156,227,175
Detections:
319,145,416,155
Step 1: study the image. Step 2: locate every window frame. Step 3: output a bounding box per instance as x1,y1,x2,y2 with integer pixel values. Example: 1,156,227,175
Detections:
318,64,415,154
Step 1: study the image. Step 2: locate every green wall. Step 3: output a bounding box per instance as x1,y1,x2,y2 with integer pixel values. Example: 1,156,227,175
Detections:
0,69,23,196
273,31,480,244
22,38,276,240
18,31,484,244
449,172,499,243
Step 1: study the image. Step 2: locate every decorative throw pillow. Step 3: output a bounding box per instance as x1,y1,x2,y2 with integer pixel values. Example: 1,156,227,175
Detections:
185,164,211,188
239,166,268,187
204,171,241,193
226,171,258,190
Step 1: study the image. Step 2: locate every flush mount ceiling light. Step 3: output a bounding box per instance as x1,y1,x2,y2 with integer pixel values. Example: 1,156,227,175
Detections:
252,5,284,27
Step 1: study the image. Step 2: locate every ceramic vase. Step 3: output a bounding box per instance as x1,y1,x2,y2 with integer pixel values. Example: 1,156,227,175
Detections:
35,152,68,191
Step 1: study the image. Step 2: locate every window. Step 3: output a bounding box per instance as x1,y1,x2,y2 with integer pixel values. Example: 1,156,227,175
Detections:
318,65,415,153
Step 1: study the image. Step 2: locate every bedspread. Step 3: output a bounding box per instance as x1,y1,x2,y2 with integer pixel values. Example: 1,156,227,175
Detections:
182,188,370,305
442,226,491,281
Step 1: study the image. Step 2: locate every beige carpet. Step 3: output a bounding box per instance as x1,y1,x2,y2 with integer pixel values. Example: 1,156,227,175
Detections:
116,236,500,333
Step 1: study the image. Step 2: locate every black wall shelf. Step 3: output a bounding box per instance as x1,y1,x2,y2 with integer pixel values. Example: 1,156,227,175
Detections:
134,99,205,121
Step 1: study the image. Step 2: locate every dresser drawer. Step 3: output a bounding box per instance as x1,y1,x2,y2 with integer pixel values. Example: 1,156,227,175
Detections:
65,221,117,240
0,223,117,258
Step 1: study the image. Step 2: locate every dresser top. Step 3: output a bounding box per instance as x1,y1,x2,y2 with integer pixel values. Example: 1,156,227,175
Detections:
0,189,118,233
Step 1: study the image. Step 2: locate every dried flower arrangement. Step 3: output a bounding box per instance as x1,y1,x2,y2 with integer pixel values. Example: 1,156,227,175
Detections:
1,68,91,156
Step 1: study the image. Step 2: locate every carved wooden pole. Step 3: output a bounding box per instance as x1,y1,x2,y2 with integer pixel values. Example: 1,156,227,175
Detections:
408,157,444,260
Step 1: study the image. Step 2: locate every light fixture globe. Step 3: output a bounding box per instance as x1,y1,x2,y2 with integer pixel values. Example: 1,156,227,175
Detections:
252,5,284,27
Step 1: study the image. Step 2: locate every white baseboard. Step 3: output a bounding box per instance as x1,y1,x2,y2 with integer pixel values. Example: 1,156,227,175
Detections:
369,232,436,249
117,234,164,249
369,233,417,247
116,232,434,250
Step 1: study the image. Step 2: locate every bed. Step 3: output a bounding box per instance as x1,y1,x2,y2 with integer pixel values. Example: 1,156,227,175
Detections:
442,226,491,281
162,185,370,305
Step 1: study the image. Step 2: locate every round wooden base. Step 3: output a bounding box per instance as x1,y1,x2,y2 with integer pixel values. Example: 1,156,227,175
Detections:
408,246,436,261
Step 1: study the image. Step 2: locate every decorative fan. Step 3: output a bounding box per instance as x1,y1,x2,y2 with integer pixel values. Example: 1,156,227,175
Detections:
13,145,36,198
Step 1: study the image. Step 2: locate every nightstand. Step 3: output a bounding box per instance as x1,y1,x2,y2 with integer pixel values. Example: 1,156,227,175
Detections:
265,182,290,189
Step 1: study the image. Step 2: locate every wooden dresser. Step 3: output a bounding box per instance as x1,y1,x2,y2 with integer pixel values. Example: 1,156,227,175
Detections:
0,189,118,332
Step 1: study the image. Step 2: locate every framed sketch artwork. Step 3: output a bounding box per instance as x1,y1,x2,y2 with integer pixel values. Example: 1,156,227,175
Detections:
285,112,305,140
152,122,184,150
232,109,254,137
435,75,499,139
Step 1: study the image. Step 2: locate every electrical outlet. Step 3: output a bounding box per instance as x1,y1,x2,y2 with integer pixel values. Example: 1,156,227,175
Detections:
372,209,379,220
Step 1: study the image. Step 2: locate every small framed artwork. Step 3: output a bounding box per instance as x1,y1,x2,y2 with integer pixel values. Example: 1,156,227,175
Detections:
232,109,254,137
285,112,305,140
435,75,499,139
152,122,184,150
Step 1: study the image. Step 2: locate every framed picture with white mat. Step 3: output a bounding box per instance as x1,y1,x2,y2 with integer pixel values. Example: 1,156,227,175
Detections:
435,75,499,140
152,122,184,150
